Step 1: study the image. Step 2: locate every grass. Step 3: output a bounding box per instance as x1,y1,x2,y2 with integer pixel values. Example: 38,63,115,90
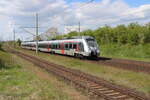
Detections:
100,44,150,61
0,50,89,100
17,48,150,97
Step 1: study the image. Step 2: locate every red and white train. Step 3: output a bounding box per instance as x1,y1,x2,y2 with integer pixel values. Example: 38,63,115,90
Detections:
21,36,100,58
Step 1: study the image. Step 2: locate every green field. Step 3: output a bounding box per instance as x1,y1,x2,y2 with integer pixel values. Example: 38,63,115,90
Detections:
17,48,150,97
0,50,88,100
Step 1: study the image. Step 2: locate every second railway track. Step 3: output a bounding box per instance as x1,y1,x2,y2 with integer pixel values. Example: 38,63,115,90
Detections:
10,50,150,100
87,57,150,74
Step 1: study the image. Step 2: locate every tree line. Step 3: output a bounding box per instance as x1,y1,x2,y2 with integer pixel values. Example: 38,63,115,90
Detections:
56,22,150,45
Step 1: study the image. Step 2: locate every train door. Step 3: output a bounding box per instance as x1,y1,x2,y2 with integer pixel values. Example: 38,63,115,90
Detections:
47,43,51,52
68,43,74,56
64,43,69,55
60,43,64,54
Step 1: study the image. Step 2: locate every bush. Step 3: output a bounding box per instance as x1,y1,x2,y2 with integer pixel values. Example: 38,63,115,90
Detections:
0,42,3,50
100,44,150,60
128,33,140,45
0,59,5,69
17,39,22,46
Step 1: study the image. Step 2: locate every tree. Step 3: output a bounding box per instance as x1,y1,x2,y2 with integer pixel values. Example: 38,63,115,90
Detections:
67,31,78,38
17,39,22,46
64,22,150,45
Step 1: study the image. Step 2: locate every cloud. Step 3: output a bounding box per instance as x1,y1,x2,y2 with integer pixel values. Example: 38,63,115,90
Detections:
0,0,150,40
72,0,129,28
122,4,150,20
0,15,14,40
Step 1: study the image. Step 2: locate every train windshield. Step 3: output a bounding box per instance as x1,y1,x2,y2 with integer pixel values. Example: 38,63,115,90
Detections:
86,38,98,48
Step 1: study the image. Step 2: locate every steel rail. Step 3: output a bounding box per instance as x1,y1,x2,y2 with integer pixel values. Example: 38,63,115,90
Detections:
10,50,150,100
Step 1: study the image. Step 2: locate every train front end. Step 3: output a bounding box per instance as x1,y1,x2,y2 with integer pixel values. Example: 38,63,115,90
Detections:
84,36,100,57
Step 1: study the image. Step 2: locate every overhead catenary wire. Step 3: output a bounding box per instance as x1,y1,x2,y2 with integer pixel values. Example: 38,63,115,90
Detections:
78,0,95,9
77,0,95,36
20,27,36,36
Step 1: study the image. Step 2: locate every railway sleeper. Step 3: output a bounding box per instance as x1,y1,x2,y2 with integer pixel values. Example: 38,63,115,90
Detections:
105,92,121,96
101,90,114,93
112,95,128,99
12,50,150,100
87,89,116,100
47,71,133,100
97,88,108,91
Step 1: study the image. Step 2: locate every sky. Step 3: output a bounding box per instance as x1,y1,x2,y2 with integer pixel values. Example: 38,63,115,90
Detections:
0,0,150,41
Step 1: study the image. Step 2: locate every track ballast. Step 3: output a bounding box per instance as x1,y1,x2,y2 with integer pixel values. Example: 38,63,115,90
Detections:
10,50,150,100
87,57,150,74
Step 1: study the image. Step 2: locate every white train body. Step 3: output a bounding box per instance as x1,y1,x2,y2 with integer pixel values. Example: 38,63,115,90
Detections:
21,36,100,57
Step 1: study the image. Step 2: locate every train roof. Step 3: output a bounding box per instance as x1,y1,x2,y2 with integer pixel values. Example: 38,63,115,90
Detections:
22,36,94,44
71,36,94,39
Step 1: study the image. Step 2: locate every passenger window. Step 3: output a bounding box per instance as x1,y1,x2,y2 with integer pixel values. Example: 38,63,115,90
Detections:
55,44,57,49
65,44,68,49
73,44,77,49
43,44,45,48
57,44,60,49
44,44,46,48
45,44,47,48
52,44,55,49
69,44,72,49
58,44,60,49
56,44,58,49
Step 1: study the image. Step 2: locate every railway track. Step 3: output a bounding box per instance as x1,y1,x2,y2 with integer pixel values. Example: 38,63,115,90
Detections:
20,48,150,74
87,57,150,74
9,49,150,100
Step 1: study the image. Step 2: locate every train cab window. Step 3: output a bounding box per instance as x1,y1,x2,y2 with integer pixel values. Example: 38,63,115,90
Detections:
73,44,77,49
79,43,84,52
69,44,72,49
